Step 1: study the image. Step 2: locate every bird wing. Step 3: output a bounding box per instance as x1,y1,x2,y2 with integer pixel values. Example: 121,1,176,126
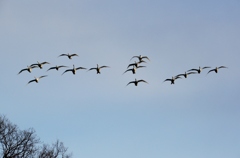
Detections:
136,66,146,69
202,66,211,69
18,68,27,74
27,79,36,84
127,63,135,68
76,67,87,70
41,62,50,65
99,66,109,69
207,69,215,74
62,69,72,75
126,81,135,86
174,76,182,80
47,67,55,71
187,69,198,72
58,65,68,68
130,56,138,61
58,54,67,57
218,66,227,69
122,69,132,74
70,54,78,57
187,72,197,75
176,74,184,77
163,79,172,82
142,56,150,61
39,75,47,79
30,63,38,67
138,80,148,84
88,68,97,71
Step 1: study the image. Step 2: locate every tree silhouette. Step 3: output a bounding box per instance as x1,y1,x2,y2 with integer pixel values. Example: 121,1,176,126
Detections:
0,115,72,158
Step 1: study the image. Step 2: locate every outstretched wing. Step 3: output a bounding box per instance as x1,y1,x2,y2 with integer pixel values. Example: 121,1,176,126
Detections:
202,66,211,69
76,67,87,70
138,80,148,84
163,79,172,82
99,66,109,69
127,63,135,68
58,54,67,57
187,68,198,72
187,72,197,75
218,66,227,69
126,81,135,86
130,56,139,61
18,68,27,74
62,69,72,75
207,69,215,74
122,69,132,74
27,79,36,84
88,68,97,71
47,67,56,71
142,56,150,61
58,65,68,68
41,62,50,65
70,54,78,57
39,75,48,79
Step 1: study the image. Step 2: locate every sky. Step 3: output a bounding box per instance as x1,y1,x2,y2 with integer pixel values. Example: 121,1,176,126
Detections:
0,0,240,157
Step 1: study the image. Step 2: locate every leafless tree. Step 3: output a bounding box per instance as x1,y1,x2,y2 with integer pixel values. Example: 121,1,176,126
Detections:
0,115,72,158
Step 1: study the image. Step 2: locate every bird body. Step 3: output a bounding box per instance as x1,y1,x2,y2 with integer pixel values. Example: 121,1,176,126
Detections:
207,66,227,74
88,64,109,74
58,53,78,59
62,65,86,75
126,78,148,86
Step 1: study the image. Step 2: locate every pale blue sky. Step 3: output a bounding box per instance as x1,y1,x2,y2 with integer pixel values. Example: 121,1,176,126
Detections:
1,0,240,157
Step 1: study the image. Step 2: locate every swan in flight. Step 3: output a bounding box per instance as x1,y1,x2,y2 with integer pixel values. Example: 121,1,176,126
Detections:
31,61,50,69
62,65,86,75
88,64,110,74
58,53,78,59
127,61,146,68
18,65,38,74
176,72,196,78
164,76,181,84
123,65,146,74
187,66,211,74
27,75,47,84
47,65,68,71
130,55,150,62
207,66,227,74
126,78,148,86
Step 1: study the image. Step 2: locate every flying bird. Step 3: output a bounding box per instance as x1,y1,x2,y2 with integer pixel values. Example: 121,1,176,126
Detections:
18,65,38,74
47,65,68,71
207,66,227,74
176,72,197,78
126,78,148,86
88,64,110,74
58,53,78,59
127,61,146,68
62,65,86,75
130,55,150,62
27,75,47,85
123,65,146,74
164,76,181,84
31,61,50,69
187,66,211,74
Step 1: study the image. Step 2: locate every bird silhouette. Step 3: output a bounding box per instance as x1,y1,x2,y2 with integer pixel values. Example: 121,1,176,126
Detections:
18,65,38,74
126,78,148,86
88,64,110,74
62,65,86,75
207,66,227,74
27,75,48,85
58,53,78,59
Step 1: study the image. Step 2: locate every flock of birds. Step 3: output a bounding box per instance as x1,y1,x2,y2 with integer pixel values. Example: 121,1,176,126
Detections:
18,53,227,86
